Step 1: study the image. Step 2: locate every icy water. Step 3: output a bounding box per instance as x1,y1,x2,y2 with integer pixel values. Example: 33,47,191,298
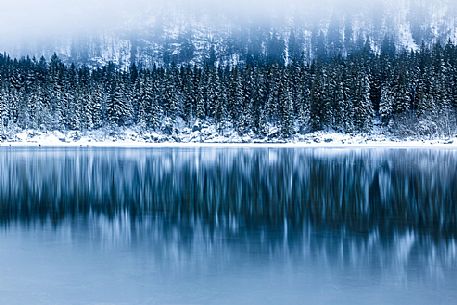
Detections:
0,147,457,305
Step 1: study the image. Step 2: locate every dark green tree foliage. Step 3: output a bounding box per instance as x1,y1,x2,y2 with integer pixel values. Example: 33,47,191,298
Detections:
353,73,374,131
0,86,8,128
0,42,457,138
108,74,131,127
380,83,394,126
279,69,294,137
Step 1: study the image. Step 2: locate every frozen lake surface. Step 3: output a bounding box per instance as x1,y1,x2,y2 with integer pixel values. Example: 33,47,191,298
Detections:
0,147,456,305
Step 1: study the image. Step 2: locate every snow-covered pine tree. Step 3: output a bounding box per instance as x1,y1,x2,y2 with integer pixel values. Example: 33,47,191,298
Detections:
328,65,340,130
163,67,179,123
252,67,268,136
180,66,195,123
264,64,280,125
340,67,355,132
240,66,254,134
392,70,411,115
279,70,294,138
379,83,394,126
90,83,104,130
214,67,228,134
63,64,78,130
131,77,143,126
196,68,207,121
206,67,218,120
141,74,158,130
108,73,131,127
353,72,374,132
228,66,244,132
0,86,7,130
6,86,20,127
310,65,329,131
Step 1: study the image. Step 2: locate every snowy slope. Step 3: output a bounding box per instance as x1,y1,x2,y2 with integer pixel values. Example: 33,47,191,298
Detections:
2,0,457,68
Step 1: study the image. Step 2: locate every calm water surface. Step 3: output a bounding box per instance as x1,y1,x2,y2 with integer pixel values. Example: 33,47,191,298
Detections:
0,147,456,305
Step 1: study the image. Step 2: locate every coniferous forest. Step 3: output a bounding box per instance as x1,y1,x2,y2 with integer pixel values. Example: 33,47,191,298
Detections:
1,40,457,141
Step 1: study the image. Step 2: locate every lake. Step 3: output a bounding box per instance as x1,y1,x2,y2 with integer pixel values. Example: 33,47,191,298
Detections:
0,147,456,305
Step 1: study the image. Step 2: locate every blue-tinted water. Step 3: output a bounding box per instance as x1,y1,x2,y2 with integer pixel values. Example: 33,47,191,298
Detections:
0,147,456,305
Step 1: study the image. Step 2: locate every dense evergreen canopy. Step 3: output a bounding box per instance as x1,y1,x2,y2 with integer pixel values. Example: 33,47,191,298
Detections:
0,40,457,139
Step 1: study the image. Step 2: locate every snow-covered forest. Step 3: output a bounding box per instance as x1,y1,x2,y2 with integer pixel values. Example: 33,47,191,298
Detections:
1,38,457,143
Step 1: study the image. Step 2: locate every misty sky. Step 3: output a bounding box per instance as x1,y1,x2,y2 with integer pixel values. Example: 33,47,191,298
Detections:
0,0,451,44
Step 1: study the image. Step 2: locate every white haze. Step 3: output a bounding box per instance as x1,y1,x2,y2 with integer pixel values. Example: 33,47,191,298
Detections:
0,0,453,45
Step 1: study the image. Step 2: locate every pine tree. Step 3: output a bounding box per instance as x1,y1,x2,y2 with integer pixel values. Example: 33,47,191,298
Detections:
353,73,374,131
163,68,179,122
379,83,394,126
279,82,294,137
142,74,159,130
0,86,8,130
340,68,355,132
264,65,280,124
392,70,411,114
90,83,104,130
108,74,131,127
196,69,206,120
214,67,228,133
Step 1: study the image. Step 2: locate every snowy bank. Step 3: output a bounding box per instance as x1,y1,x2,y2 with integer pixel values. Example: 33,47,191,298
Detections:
1,128,457,148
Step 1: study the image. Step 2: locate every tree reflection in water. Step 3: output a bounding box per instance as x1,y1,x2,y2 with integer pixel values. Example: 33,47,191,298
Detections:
0,147,456,279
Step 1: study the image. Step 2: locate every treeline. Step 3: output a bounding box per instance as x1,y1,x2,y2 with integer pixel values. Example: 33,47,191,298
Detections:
0,40,457,138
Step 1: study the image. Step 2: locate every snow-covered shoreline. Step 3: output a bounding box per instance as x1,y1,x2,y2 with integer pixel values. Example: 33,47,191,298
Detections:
1,129,457,149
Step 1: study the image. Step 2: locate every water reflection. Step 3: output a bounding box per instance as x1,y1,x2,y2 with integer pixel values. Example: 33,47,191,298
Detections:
0,148,456,235
71,211,457,280
0,147,456,304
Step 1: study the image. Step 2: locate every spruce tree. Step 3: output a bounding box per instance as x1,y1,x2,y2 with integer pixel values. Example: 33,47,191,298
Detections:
380,83,394,126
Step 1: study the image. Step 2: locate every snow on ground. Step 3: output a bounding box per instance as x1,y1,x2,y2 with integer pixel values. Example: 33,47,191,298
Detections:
1,127,457,148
